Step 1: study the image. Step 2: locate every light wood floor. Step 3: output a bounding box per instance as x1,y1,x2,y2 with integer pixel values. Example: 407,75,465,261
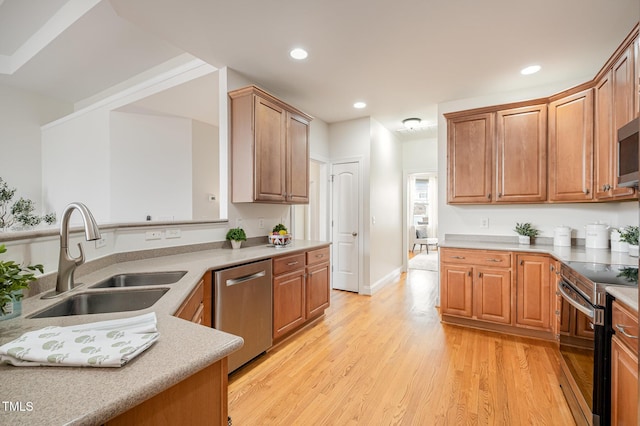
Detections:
228,269,575,425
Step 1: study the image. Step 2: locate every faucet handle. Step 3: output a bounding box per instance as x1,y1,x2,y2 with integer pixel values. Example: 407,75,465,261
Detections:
74,242,86,267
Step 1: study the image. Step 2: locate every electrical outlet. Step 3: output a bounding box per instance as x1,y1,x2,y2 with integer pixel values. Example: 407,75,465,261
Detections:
480,218,489,228
95,237,107,249
145,230,162,240
165,229,181,239
258,218,264,229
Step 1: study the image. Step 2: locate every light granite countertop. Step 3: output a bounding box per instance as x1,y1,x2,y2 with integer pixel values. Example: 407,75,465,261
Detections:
440,236,639,311
0,240,330,426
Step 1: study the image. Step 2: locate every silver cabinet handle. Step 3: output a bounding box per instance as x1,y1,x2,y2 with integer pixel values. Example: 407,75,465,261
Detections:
487,258,502,262
616,324,638,339
352,232,358,237
287,261,299,266
451,256,465,259
583,188,590,194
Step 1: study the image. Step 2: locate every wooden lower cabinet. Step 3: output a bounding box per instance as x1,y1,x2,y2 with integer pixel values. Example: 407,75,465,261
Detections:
273,267,306,339
611,335,638,425
273,246,331,341
440,248,511,325
174,274,212,327
610,299,639,426
106,358,228,426
516,254,552,331
440,248,555,340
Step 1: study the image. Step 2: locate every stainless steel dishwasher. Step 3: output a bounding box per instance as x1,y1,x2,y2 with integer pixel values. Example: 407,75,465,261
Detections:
213,259,272,373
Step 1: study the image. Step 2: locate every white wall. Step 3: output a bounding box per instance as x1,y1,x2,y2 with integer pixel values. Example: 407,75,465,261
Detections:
41,108,112,224
192,119,220,220
437,81,639,241
403,137,438,172
110,111,192,222
369,119,403,289
0,84,72,207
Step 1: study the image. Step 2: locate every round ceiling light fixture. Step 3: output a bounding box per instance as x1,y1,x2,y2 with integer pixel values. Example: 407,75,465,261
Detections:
353,101,367,109
521,65,541,75
402,117,422,129
290,48,308,60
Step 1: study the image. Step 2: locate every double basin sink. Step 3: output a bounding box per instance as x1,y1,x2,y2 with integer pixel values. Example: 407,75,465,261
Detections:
30,271,187,319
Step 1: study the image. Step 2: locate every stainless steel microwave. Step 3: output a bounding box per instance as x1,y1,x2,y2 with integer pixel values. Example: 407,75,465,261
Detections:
617,117,639,188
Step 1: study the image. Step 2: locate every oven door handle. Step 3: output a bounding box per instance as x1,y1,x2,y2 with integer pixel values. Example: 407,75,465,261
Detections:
558,281,594,319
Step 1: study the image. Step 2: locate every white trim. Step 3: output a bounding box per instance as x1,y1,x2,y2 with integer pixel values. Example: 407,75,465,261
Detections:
362,266,402,295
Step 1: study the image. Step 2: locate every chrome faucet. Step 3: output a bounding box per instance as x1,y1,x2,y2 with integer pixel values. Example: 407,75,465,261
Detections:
43,202,101,299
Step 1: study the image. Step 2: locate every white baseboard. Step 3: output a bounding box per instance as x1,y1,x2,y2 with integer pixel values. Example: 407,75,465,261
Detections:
361,266,403,295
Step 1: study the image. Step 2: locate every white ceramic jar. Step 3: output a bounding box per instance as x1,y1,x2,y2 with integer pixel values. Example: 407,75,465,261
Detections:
585,222,609,249
553,226,572,247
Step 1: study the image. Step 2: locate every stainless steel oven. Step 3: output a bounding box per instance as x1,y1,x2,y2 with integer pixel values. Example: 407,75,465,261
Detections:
558,261,638,426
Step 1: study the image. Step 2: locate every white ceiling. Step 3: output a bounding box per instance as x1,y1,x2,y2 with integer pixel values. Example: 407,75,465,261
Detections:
0,0,638,139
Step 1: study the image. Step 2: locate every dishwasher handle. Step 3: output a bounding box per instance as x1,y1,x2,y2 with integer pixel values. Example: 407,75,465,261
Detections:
226,270,267,286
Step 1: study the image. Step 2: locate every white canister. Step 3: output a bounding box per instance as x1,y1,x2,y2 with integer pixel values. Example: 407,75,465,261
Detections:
585,222,609,249
610,229,629,253
553,226,572,247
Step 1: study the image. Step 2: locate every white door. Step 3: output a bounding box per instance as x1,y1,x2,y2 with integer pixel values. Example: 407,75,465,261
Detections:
332,162,360,292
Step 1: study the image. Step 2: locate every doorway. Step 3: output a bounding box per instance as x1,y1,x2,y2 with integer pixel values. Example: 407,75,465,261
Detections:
406,173,438,271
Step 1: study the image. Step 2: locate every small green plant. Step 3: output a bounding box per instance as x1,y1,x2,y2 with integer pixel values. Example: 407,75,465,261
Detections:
514,222,539,238
226,227,247,241
0,178,56,230
618,225,639,245
0,244,43,315
272,223,288,235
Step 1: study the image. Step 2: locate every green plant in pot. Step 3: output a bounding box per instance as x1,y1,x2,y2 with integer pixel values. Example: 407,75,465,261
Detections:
226,227,247,249
0,244,43,320
514,222,539,245
618,225,639,256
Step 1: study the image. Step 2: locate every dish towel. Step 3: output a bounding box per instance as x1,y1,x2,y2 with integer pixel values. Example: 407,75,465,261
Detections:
0,312,159,367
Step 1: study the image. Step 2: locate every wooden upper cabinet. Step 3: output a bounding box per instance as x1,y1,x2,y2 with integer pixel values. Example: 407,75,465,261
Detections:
496,105,547,203
548,89,594,202
447,112,494,203
635,36,639,116
595,72,615,199
229,85,312,204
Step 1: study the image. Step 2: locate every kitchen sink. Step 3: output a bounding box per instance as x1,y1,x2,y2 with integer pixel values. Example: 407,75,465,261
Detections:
29,288,169,318
90,271,187,288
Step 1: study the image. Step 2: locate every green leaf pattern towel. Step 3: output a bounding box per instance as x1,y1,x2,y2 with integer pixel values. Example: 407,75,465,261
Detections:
0,312,159,367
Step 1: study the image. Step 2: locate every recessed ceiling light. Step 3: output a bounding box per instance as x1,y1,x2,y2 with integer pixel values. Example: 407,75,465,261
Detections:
290,48,308,60
521,65,541,75
353,101,366,109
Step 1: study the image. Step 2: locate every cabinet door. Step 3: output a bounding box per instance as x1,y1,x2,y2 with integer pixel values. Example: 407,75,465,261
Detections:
306,262,330,319
549,89,593,201
594,71,614,199
440,264,473,317
447,113,494,204
611,45,636,198
635,36,639,116
515,255,551,331
474,267,511,324
610,335,639,426
548,89,594,202
254,95,287,202
273,269,306,339
287,112,310,203
495,105,547,202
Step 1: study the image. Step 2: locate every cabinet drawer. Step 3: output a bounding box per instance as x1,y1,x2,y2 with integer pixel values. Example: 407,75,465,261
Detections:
273,253,306,275
440,248,511,267
175,279,204,322
612,300,639,355
306,247,330,266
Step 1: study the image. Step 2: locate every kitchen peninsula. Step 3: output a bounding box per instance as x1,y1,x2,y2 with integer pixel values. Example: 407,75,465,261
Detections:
0,240,329,425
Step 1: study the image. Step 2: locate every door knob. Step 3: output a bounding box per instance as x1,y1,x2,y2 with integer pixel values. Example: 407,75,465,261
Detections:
352,232,358,237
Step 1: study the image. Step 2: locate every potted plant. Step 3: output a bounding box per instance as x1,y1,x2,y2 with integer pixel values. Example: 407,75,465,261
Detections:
226,227,247,249
514,222,539,245
618,225,639,256
0,244,43,320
